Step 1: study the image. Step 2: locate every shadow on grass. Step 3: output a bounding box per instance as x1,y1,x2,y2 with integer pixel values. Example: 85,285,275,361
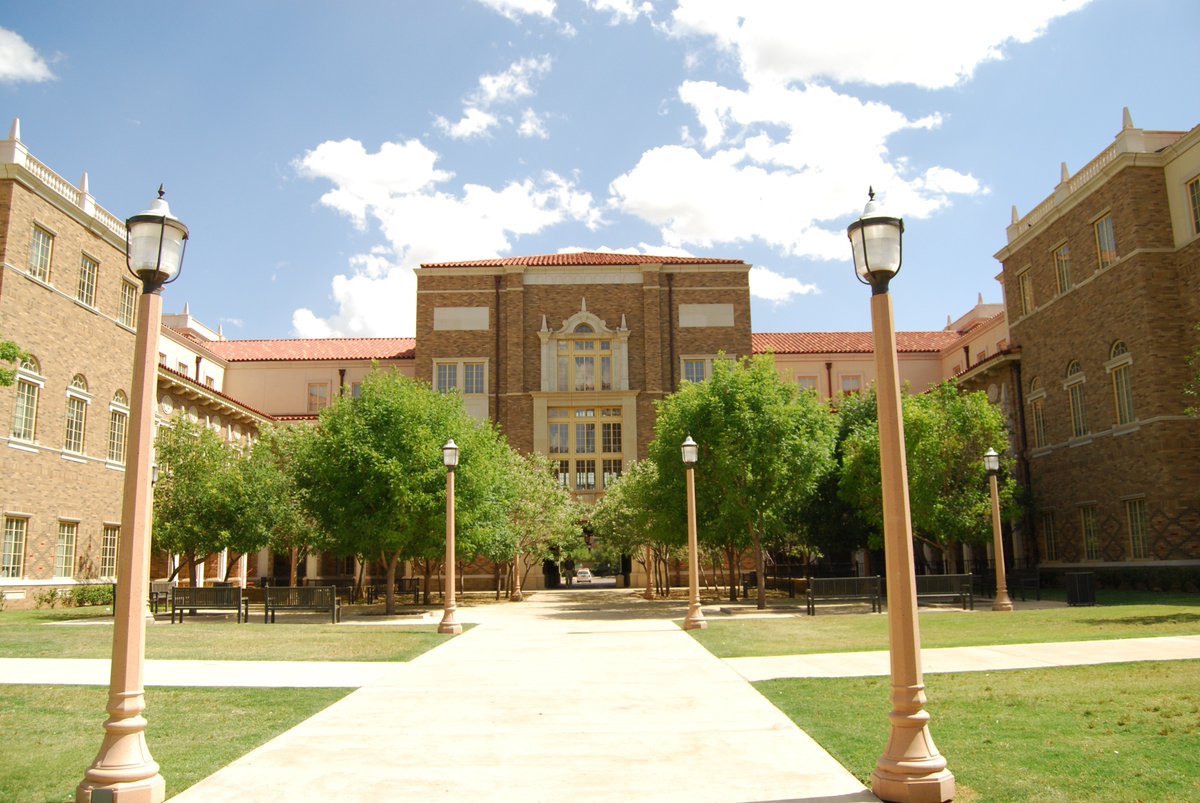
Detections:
1083,612,1200,626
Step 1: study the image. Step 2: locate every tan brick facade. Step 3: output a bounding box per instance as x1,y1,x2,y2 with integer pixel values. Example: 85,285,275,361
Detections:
995,121,1200,571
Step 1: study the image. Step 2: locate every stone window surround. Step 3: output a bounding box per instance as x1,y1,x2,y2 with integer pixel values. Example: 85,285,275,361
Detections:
63,375,91,455
537,301,631,394
77,252,99,307
1105,342,1136,430
1092,210,1118,269
1016,265,1035,316
1,516,29,580
1052,240,1072,295
28,222,55,283
10,358,44,445
54,519,79,579
1122,495,1150,561
433,358,489,395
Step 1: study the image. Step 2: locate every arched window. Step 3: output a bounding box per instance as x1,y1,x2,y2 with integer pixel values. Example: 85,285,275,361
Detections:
1108,341,1135,425
574,324,594,334
108,391,129,464
64,374,90,453
1065,361,1087,438
11,356,42,442
1028,377,1046,448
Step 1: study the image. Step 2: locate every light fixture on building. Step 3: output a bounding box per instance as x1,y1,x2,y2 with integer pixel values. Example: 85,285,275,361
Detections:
79,187,189,803
680,436,705,630
848,188,954,803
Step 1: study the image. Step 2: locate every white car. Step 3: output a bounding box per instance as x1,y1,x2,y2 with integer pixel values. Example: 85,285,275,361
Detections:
575,568,593,583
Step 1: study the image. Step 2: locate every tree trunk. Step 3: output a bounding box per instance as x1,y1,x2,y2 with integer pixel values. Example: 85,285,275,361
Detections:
643,546,654,600
726,544,737,601
422,560,433,605
385,552,399,615
511,552,525,602
753,527,766,610
289,546,299,587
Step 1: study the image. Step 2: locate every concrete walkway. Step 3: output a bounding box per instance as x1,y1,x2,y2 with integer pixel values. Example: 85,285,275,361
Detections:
169,591,879,803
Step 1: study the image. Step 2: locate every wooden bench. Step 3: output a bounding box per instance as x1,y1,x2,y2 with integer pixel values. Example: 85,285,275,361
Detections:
806,576,882,615
171,586,249,623
915,573,974,610
149,581,174,615
264,586,341,623
365,578,421,605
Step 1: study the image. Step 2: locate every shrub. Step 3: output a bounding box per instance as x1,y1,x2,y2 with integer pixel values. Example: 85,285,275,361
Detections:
33,588,60,608
70,584,115,607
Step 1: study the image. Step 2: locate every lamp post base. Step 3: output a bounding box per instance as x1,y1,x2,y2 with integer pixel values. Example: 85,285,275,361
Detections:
871,767,955,803
437,611,462,635
683,603,707,630
991,591,1014,612
77,775,165,803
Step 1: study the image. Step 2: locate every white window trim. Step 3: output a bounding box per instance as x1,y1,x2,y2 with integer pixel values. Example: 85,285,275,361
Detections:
433,358,489,395
1103,352,1133,374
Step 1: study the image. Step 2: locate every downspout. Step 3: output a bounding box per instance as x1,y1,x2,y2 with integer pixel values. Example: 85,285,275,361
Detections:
338,368,346,396
494,275,502,423
194,355,202,381
962,345,970,369
824,361,833,402
667,272,676,391
1011,359,1037,566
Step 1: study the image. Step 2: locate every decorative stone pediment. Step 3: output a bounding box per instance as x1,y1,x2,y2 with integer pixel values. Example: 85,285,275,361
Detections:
538,298,631,392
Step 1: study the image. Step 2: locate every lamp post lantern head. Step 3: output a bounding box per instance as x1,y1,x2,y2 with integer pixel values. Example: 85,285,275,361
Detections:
847,187,904,294
681,435,698,467
126,185,189,290
442,438,459,469
984,447,1000,476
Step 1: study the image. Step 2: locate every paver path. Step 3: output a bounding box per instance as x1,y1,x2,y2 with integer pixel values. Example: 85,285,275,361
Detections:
170,590,879,803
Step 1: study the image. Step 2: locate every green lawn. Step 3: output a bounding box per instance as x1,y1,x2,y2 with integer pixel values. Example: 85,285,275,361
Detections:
757,660,1200,803
0,684,349,803
0,607,450,661
691,594,1200,658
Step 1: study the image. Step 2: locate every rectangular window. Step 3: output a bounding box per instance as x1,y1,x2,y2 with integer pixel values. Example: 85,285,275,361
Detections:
549,422,569,454
557,356,568,391
176,361,189,377
840,375,862,396
575,459,596,491
600,356,612,391
350,382,363,399
1112,364,1135,425
1018,268,1035,315
204,375,215,388
55,521,77,578
683,359,707,384
556,460,570,488
1127,498,1149,560
1069,384,1088,438
1042,512,1057,562
64,395,87,453
1031,399,1046,448
119,282,138,328
1053,244,1072,294
574,356,595,391
463,363,485,395
12,379,38,441
602,459,622,489
1081,506,1100,561
1095,215,1118,268
101,526,119,578
2,518,27,578
307,382,330,413
77,255,98,306
436,363,457,393
108,409,128,464
1189,176,1200,235
575,422,596,453
29,225,53,281
601,422,622,454
796,376,818,394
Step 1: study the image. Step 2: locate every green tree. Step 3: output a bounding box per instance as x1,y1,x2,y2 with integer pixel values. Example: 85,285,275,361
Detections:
0,335,27,386
838,381,1015,568
1186,322,1200,416
589,459,677,597
153,417,242,585
292,370,513,614
504,452,583,600
649,355,838,607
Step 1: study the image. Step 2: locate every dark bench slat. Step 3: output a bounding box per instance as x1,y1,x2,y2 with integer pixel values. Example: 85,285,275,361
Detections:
806,576,882,616
170,586,248,623
264,586,340,624
915,574,974,610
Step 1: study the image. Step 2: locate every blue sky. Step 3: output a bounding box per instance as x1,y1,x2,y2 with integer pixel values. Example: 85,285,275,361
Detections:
2,0,1197,340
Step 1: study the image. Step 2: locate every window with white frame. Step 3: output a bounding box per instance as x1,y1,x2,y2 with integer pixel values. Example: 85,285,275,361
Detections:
1107,341,1135,426
840,375,863,396
11,357,42,442
307,382,330,413
1094,214,1118,268
101,525,119,578
796,375,819,394
77,254,98,306
1189,176,1200,235
108,391,129,464
1017,267,1035,316
29,225,53,282
1028,377,1046,448
1081,505,1100,560
547,406,622,493
682,358,707,384
463,362,486,394
118,282,138,327
1065,361,1088,438
64,374,89,454
434,360,487,395
1041,511,1058,561
55,521,77,578
1053,243,1072,294
2,517,27,578
1126,498,1149,560
436,363,457,393
558,331,612,392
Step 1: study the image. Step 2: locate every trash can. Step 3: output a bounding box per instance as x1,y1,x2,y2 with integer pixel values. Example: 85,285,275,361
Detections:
1066,572,1096,607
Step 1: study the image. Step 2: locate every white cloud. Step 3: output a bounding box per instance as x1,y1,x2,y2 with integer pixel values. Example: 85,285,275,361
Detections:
669,0,1092,89
518,109,549,139
475,0,556,20
0,28,54,83
749,265,818,303
295,139,601,336
435,108,500,140
585,0,654,24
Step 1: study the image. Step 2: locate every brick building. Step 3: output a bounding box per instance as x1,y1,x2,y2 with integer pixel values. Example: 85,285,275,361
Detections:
994,112,1200,572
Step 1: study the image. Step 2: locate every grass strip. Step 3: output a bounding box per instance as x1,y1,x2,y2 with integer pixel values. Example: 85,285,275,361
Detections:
757,660,1200,803
691,598,1200,658
0,685,349,803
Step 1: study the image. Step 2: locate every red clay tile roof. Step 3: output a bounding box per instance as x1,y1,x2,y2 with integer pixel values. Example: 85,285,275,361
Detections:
206,338,416,362
420,252,746,268
157,364,276,421
753,331,959,355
